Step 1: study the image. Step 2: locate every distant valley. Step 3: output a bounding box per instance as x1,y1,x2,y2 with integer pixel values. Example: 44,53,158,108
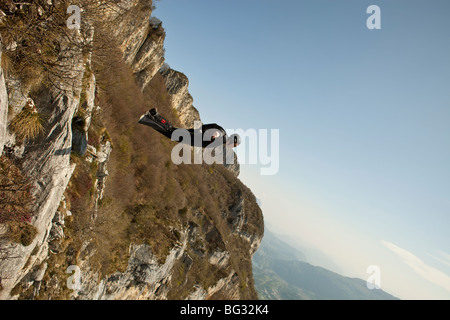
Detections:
253,229,399,300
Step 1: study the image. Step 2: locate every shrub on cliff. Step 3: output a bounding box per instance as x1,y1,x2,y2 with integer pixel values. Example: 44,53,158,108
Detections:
8,99,45,143
0,156,37,246
0,1,72,91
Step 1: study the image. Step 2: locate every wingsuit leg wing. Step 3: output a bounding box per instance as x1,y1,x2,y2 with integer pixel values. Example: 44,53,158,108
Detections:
138,113,174,139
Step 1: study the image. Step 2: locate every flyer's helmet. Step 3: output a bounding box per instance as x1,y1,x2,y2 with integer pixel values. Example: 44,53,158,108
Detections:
229,134,241,147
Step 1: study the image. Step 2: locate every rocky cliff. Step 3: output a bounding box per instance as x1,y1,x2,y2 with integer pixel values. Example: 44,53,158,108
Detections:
0,0,262,300
0,42,7,154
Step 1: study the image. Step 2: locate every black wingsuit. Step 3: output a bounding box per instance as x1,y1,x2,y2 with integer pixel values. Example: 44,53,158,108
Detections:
138,112,227,148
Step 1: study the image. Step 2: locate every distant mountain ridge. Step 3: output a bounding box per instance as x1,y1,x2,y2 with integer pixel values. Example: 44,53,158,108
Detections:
253,229,399,300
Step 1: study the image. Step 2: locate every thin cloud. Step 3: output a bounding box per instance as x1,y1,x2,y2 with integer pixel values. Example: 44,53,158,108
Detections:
431,250,450,269
381,240,450,294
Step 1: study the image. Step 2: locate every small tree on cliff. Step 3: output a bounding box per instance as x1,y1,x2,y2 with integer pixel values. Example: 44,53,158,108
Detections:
0,156,37,246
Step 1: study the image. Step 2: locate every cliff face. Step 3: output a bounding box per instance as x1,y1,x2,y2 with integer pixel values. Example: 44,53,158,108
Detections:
159,66,200,129
0,43,7,154
0,0,262,300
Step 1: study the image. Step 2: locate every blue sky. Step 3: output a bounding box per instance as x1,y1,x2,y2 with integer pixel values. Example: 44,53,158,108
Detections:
154,0,450,299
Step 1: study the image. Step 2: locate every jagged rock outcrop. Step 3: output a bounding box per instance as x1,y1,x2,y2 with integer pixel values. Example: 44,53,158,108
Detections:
158,65,240,176
87,138,112,216
77,243,187,300
188,272,242,300
104,0,165,90
0,41,7,154
71,71,96,157
159,65,201,128
133,20,166,89
224,151,240,177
